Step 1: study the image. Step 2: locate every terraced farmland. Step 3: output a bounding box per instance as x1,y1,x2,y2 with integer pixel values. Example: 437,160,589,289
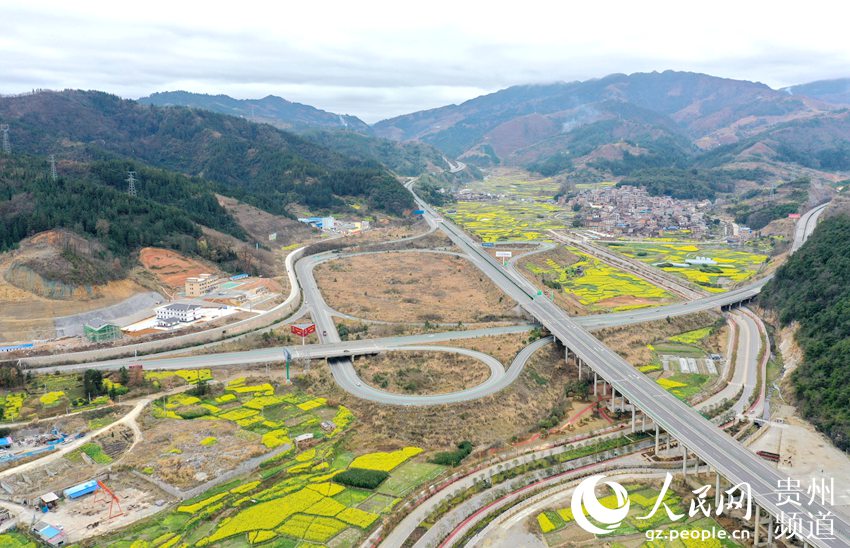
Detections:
605,242,769,292
464,168,561,200
106,380,444,547
524,246,675,312
441,168,572,242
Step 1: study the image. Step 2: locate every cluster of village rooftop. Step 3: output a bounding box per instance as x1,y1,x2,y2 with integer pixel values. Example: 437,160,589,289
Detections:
452,184,754,241
563,185,754,240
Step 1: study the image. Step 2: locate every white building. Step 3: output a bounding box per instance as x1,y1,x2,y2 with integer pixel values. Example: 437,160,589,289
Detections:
155,303,201,326
685,256,718,266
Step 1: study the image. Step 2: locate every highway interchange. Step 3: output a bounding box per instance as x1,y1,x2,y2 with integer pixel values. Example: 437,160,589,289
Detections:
18,177,839,545
407,194,845,547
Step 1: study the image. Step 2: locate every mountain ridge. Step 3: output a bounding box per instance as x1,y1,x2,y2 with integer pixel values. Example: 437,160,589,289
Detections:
782,78,850,106
139,90,372,133
370,70,849,185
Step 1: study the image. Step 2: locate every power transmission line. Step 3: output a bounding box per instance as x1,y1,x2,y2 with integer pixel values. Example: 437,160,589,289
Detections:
50,154,57,181
0,124,9,154
126,170,137,197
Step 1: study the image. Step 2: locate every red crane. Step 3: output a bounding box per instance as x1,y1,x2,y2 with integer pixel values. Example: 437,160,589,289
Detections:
92,480,124,520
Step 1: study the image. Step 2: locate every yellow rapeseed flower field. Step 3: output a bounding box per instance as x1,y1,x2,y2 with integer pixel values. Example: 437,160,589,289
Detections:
349,447,423,472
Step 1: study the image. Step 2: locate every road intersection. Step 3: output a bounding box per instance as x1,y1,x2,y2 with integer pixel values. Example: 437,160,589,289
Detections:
17,171,837,545
408,193,844,546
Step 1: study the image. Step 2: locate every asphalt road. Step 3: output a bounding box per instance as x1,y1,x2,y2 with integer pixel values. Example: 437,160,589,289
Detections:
329,339,552,406
698,309,760,414
411,195,845,547
35,324,535,374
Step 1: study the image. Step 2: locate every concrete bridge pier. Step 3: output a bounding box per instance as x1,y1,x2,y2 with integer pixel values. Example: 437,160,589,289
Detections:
593,371,598,396
655,425,660,452
750,504,775,547
715,468,721,507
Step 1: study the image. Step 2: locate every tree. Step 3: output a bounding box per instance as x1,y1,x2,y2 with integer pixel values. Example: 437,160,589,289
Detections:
83,369,104,398
118,366,130,385
95,218,110,238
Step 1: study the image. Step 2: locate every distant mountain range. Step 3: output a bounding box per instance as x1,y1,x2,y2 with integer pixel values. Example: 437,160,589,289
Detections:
372,71,850,184
139,91,372,133
134,75,850,189
2,72,849,277
782,78,850,106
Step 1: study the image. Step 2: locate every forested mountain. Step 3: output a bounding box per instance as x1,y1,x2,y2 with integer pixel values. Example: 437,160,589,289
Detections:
139,91,371,133
138,91,453,177
695,110,850,172
373,71,849,188
783,78,850,106
760,213,850,451
0,155,247,272
300,130,450,176
0,90,413,216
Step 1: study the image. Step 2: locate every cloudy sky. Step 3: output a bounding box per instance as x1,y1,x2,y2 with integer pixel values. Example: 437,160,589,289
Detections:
1,0,848,122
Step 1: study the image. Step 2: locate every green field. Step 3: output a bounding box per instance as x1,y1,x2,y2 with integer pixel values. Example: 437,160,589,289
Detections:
605,242,768,292
652,342,707,358
525,247,674,311
639,326,718,401
376,461,444,497
668,327,712,344
0,532,37,547
657,373,712,400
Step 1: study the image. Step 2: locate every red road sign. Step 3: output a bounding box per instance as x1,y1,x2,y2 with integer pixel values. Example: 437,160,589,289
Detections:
290,323,316,337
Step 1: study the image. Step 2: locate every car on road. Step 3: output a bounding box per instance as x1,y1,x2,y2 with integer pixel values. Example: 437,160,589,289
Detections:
322,330,327,337
356,381,362,387
343,349,350,353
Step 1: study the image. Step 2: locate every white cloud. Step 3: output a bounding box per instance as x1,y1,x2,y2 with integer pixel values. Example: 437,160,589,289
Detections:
1,0,848,122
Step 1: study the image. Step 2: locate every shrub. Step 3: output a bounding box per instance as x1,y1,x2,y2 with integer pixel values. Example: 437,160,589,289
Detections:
176,406,211,419
430,441,473,466
332,468,389,489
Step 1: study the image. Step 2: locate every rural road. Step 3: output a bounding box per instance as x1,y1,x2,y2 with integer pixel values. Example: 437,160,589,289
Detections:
698,309,761,414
